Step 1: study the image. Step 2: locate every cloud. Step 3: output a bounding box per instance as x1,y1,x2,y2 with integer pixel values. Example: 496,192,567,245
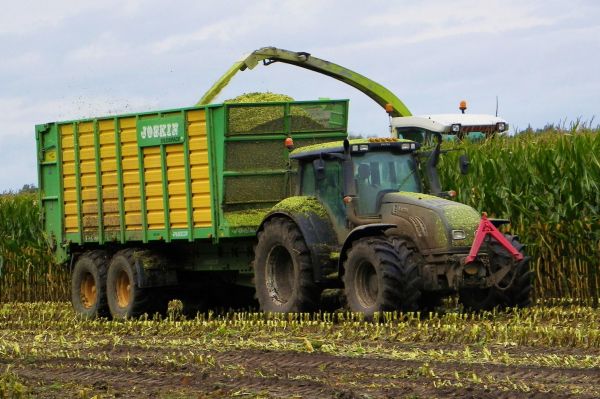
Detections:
322,1,557,52
0,52,42,72
0,0,143,35
149,1,328,54
66,32,132,62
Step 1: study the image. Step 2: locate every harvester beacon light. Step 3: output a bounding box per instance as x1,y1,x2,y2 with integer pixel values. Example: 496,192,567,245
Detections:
385,103,394,115
459,100,467,114
451,124,461,133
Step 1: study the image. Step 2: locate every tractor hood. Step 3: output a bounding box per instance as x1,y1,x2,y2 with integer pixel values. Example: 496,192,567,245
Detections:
379,191,481,251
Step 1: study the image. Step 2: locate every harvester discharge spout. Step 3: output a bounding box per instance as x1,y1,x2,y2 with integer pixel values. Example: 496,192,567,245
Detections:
197,47,411,117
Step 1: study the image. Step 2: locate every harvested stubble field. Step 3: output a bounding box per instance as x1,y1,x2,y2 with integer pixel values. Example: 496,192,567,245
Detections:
1,301,599,398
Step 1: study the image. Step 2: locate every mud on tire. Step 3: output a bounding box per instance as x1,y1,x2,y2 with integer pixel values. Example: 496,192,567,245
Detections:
71,250,110,319
253,217,319,313
459,234,532,311
343,237,422,318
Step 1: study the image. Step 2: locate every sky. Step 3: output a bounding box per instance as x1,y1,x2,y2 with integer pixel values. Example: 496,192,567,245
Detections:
1,0,599,190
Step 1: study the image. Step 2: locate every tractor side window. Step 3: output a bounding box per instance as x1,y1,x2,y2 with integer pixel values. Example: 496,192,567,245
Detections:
316,161,345,225
301,163,316,196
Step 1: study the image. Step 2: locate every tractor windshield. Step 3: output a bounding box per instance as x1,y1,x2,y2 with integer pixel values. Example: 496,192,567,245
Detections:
353,152,420,215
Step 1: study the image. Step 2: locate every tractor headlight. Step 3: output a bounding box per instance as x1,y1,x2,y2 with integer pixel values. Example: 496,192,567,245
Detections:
496,122,507,132
452,230,466,240
401,143,411,150
451,124,461,133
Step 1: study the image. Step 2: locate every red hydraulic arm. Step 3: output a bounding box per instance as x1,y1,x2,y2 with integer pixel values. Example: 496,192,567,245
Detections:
465,213,524,264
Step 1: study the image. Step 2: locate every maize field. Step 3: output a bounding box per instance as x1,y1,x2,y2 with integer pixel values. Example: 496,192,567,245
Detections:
1,126,598,303
0,301,599,398
0,193,69,302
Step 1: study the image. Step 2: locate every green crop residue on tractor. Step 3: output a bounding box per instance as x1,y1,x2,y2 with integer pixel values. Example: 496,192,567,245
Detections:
272,196,328,219
433,217,448,248
224,208,271,228
396,191,443,201
34,47,530,321
442,205,481,247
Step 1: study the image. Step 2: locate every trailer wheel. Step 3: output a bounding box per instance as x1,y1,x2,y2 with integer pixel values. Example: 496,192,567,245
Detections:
106,249,151,319
459,235,532,311
343,237,421,319
253,218,319,313
71,251,110,319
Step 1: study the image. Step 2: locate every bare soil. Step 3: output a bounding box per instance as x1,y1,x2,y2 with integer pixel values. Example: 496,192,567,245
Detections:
5,340,599,398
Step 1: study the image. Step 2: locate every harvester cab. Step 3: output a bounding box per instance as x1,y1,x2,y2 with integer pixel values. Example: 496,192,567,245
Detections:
391,111,509,144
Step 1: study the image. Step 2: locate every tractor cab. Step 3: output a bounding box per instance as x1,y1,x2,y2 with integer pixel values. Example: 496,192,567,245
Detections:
255,136,530,317
289,138,422,236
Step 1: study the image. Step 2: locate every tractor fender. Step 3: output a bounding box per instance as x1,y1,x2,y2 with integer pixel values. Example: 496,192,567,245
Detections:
258,210,338,283
338,224,396,277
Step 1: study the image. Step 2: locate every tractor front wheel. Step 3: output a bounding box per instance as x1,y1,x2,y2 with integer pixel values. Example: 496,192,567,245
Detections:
343,237,421,319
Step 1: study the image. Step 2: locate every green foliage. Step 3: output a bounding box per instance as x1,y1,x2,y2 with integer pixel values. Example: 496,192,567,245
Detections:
0,193,69,302
0,366,28,399
438,128,600,301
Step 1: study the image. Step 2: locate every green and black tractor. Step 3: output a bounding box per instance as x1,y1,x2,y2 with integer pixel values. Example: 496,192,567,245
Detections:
253,135,533,316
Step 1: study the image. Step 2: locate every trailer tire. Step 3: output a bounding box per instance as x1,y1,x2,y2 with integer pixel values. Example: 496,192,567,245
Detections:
253,218,319,313
343,237,421,319
71,250,110,319
107,249,152,319
459,235,532,311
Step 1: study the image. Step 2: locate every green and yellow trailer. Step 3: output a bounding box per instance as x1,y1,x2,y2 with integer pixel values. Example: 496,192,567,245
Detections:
36,99,348,318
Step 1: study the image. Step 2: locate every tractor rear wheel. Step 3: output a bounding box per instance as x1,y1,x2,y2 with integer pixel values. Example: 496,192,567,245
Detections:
106,249,152,319
71,250,110,319
343,237,421,319
459,235,532,311
253,218,319,313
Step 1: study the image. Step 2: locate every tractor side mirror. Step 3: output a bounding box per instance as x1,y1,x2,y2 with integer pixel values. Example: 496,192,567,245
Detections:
459,154,470,175
313,158,326,180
